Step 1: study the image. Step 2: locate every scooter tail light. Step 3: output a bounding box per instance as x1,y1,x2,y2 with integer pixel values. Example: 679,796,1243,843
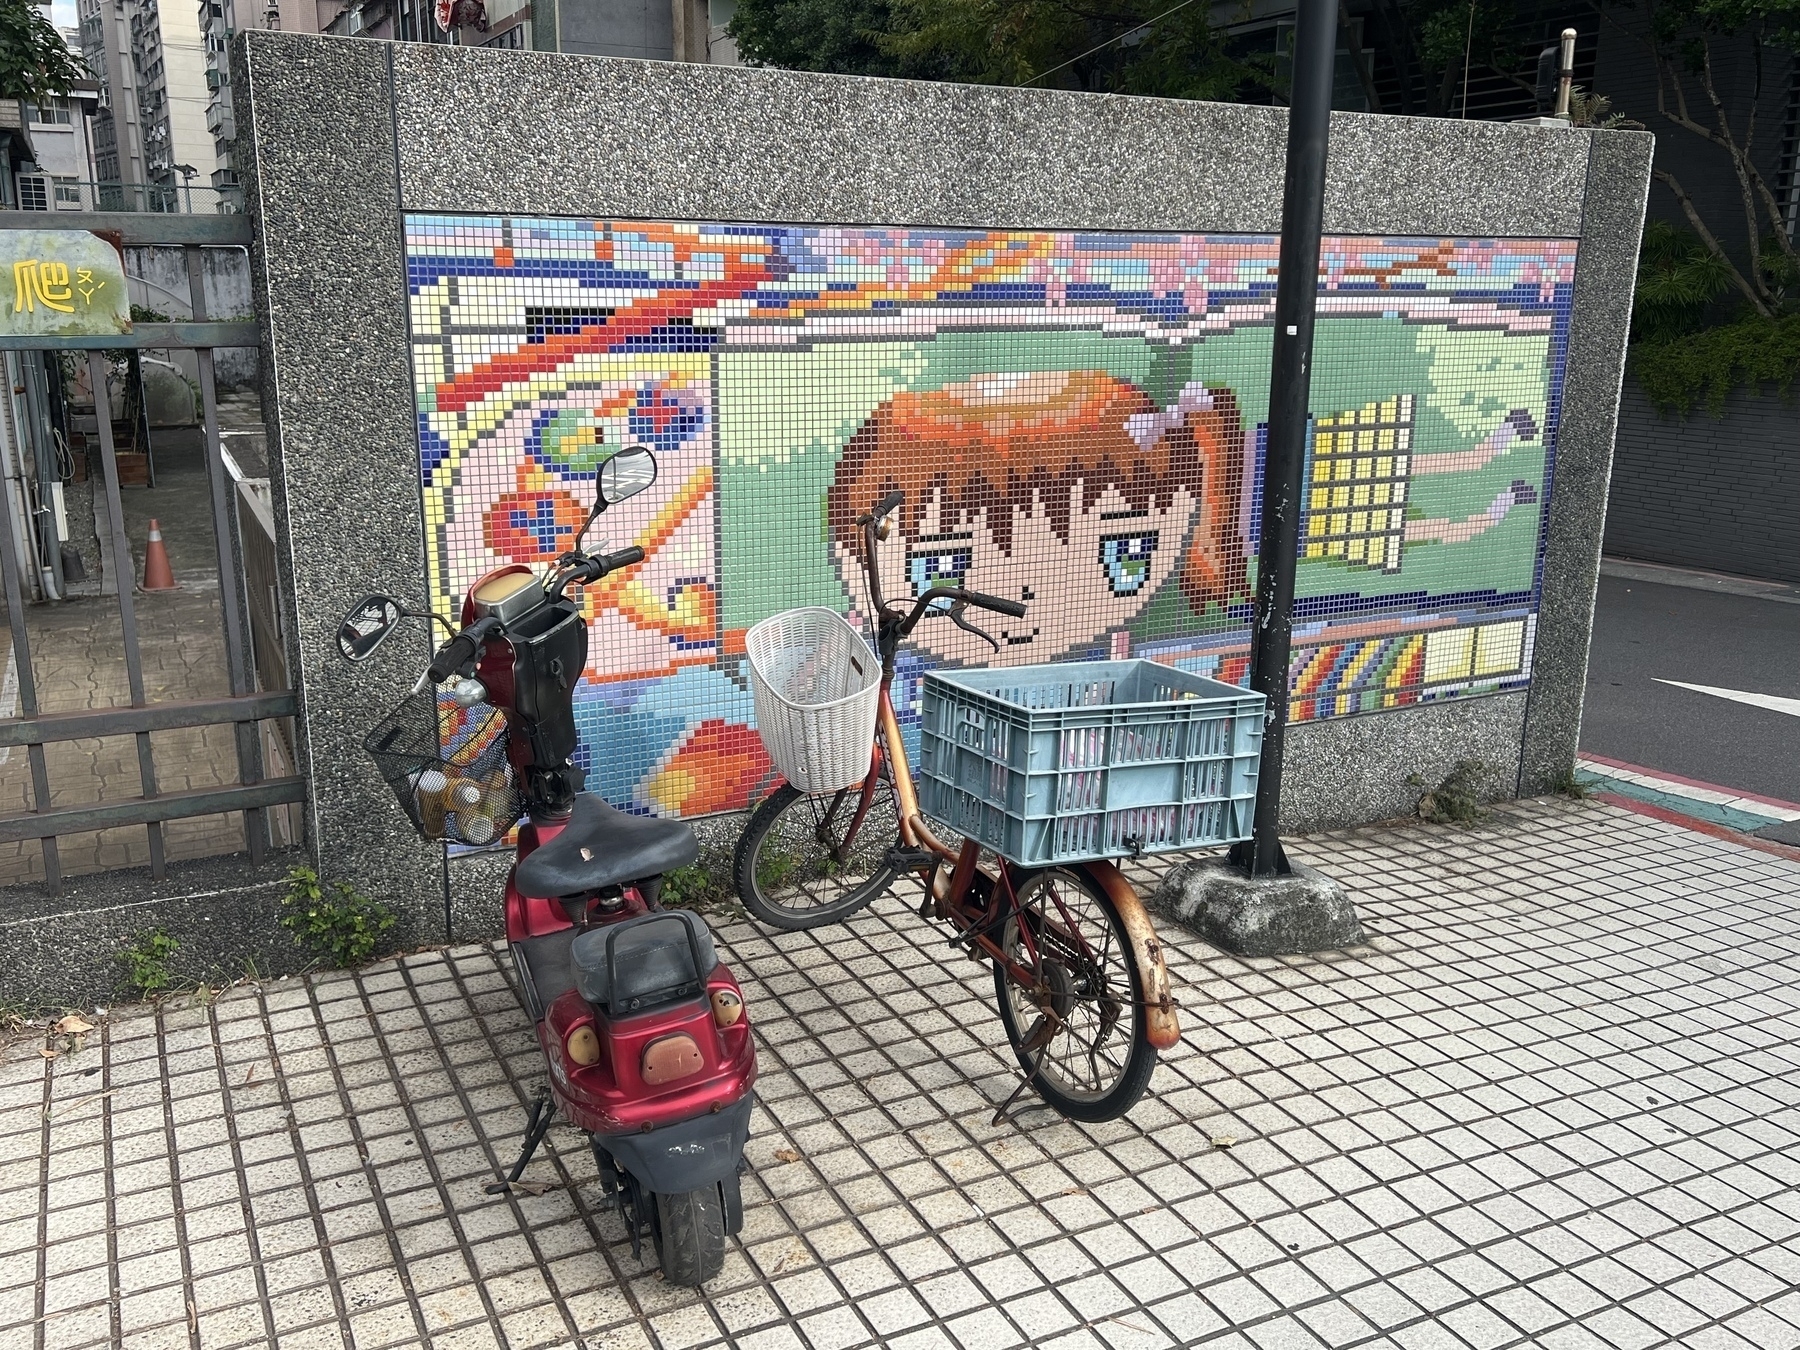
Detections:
710,989,744,1027
564,1024,601,1067
641,1033,705,1085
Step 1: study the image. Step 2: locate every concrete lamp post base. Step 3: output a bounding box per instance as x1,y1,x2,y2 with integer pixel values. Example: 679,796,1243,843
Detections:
1154,857,1364,957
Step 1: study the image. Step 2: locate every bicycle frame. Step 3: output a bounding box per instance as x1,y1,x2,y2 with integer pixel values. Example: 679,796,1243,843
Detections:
820,505,1180,1050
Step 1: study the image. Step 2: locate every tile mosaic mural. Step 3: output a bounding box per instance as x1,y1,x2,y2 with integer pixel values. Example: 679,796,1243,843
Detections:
405,217,1575,820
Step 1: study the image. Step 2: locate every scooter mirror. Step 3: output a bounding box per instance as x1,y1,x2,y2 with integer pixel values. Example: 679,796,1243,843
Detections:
597,445,657,507
337,595,404,662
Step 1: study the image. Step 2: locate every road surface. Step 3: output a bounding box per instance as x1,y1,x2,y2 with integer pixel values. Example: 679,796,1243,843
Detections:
1582,569,1800,804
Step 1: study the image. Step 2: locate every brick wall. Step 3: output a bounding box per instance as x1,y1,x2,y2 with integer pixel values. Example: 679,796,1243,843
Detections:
1603,378,1800,583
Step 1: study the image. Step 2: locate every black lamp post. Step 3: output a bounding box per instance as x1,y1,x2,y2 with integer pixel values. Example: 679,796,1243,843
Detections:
1231,0,1339,879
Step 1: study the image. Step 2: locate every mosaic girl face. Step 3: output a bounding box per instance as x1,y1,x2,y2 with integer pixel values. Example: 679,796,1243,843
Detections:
827,370,1235,667
854,480,1198,666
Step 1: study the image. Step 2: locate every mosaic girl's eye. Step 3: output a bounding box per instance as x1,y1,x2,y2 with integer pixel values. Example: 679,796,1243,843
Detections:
908,544,973,610
1099,532,1161,596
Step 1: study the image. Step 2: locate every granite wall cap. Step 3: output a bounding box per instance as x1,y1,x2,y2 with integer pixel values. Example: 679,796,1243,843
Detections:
382,39,1593,239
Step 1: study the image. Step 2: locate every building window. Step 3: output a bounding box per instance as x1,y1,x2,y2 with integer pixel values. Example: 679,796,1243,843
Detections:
25,98,73,125
484,21,524,46
54,178,83,207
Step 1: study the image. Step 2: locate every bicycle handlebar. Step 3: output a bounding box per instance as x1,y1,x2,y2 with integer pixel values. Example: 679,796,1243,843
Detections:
956,588,1027,619
901,586,1027,637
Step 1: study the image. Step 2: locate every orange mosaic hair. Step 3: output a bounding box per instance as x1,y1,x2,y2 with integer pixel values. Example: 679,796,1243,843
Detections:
825,369,1248,612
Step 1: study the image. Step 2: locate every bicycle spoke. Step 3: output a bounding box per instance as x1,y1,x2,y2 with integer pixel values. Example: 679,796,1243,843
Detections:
999,869,1141,1104
739,777,904,924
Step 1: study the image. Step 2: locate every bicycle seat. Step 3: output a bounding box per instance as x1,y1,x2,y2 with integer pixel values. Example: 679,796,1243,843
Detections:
516,792,699,897
572,910,716,1010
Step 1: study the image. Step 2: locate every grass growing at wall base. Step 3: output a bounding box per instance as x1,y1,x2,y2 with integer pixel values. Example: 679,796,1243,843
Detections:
1631,312,1800,417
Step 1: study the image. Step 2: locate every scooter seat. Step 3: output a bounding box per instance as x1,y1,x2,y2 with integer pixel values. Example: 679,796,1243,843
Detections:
572,910,717,1009
516,793,699,897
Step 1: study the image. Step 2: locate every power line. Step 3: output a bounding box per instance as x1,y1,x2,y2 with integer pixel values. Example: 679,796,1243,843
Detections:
1021,0,1205,88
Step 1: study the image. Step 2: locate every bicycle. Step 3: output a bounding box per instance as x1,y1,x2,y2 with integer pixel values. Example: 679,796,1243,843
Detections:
732,490,1182,1123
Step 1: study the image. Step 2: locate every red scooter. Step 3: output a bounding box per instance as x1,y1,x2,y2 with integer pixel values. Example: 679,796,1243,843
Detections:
336,446,755,1286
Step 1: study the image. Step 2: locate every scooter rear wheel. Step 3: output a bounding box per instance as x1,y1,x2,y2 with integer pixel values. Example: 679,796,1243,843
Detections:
652,1185,726,1286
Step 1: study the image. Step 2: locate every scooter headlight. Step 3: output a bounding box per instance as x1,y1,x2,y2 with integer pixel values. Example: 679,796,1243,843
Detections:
564,1025,601,1067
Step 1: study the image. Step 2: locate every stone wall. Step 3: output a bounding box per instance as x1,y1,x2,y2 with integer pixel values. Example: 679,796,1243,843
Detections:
233,34,1651,924
1604,379,1800,585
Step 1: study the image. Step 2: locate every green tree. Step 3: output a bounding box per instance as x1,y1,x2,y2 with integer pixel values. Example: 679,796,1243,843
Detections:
1632,219,1735,341
727,0,935,78
1595,0,1800,316
730,0,1253,99
0,0,88,104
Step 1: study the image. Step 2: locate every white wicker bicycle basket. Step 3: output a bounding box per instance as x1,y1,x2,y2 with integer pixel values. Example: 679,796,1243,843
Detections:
745,607,881,793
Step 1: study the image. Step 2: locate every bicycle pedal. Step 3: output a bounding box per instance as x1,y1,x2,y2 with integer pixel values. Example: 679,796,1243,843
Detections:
884,846,936,871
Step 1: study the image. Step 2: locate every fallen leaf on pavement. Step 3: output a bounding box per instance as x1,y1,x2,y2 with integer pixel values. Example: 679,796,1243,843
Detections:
1210,1135,1237,1149
1107,1316,1155,1335
508,1180,558,1196
38,1048,56,1061
53,1016,94,1036
773,1148,801,1164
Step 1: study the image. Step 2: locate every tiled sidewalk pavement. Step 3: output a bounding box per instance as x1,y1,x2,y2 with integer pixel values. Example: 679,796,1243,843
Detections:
5,796,1800,1350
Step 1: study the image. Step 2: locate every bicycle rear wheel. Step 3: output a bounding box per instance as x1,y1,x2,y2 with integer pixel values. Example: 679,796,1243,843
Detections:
992,866,1157,1122
732,778,902,930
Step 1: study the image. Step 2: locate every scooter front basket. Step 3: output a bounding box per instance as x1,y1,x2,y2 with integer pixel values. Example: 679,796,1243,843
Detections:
363,691,521,847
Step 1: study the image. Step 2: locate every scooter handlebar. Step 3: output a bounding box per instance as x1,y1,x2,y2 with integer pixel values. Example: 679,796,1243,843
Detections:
427,631,480,684
597,545,645,573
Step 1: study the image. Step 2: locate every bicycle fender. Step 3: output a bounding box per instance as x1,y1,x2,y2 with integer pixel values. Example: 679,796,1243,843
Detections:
1077,860,1181,1051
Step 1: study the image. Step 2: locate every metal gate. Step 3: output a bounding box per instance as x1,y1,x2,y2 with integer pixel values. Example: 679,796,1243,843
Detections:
0,212,302,890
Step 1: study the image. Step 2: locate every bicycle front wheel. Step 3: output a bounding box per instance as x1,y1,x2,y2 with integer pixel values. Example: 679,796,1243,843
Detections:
732,780,902,930
992,867,1157,1122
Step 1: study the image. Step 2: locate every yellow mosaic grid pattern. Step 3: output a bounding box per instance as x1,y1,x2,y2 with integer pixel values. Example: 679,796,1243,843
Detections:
1304,395,1414,573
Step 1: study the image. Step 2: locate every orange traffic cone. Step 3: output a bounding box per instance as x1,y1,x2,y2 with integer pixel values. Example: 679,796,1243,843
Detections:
142,518,177,591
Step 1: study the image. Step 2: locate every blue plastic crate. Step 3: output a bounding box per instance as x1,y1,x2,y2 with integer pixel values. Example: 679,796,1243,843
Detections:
916,660,1264,866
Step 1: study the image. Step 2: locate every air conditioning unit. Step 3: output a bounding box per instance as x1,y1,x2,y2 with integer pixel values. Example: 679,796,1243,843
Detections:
14,174,49,211
205,67,224,89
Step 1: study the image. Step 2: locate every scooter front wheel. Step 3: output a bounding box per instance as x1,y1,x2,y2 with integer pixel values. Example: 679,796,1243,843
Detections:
652,1185,727,1286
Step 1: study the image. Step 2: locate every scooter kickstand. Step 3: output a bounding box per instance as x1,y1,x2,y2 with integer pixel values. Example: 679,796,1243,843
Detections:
485,1085,555,1194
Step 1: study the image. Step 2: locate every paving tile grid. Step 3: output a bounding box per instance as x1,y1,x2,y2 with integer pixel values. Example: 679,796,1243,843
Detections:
2,796,1798,1350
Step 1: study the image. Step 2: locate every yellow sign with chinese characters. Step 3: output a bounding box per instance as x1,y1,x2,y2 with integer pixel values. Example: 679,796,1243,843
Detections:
0,231,132,338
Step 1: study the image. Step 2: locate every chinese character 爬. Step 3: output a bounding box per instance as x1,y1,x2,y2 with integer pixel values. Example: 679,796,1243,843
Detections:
13,260,75,314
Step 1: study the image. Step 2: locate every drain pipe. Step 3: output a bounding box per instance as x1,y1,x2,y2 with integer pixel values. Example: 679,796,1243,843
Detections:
0,354,45,604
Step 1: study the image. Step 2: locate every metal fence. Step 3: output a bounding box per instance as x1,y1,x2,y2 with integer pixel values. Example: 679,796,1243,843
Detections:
0,212,301,890
11,178,244,216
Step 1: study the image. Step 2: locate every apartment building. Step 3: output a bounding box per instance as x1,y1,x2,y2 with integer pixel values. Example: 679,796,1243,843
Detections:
78,0,216,207
199,0,346,196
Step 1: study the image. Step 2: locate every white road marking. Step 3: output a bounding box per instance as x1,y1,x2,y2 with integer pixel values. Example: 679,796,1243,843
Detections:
1655,679,1800,719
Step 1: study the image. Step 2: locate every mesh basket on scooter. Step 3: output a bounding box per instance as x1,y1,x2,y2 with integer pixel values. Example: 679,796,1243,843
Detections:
363,691,521,847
